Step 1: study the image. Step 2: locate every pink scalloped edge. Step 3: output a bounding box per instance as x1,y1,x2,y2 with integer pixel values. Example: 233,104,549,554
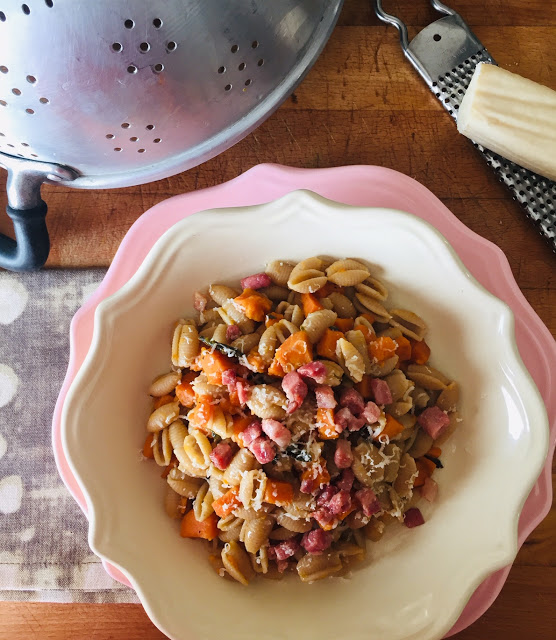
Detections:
51,164,556,636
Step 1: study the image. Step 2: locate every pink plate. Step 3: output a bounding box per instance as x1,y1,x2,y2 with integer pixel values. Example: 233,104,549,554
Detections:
52,164,556,637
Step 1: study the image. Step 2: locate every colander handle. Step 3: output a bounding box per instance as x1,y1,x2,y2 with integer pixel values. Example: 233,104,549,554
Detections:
0,154,78,271
0,202,50,271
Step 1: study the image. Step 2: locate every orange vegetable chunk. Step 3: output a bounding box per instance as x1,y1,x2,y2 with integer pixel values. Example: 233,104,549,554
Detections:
233,288,273,322
301,293,324,316
354,322,375,343
317,408,339,439
359,312,375,325
368,336,397,363
264,480,294,506
334,318,354,332
314,282,344,299
274,331,313,373
265,312,284,328
187,396,214,432
316,328,344,360
180,510,218,540
414,459,429,487
246,347,267,373
198,348,235,385
212,487,242,518
175,371,198,407
267,357,286,377
381,414,405,439
394,335,412,361
142,433,155,458
233,414,254,446
410,339,431,365
414,456,437,488
300,459,331,491
355,375,373,400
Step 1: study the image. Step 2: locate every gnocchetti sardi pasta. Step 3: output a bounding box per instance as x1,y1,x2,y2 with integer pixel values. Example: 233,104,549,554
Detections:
141,257,460,584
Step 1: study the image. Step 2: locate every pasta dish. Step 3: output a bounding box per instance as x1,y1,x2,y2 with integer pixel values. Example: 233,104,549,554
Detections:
142,257,459,583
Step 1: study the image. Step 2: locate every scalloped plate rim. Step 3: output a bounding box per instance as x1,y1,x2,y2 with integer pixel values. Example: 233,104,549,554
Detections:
60,189,549,640
51,164,556,639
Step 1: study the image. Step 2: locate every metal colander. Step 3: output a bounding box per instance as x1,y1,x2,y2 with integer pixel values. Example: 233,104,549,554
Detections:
0,0,343,269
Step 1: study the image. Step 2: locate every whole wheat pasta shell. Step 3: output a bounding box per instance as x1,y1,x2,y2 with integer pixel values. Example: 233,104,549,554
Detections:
355,276,389,301
326,259,370,286
354,293,391,322
389,308,427,341
287,257,327,294
265,260,296,287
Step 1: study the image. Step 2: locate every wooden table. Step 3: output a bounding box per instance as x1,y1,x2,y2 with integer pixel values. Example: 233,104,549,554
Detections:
1,1,554,638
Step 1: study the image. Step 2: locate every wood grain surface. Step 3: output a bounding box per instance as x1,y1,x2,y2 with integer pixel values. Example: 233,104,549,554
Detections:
1,1,554,638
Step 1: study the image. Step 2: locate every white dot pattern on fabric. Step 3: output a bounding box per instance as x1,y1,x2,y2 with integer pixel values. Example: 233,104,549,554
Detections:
0,475,23,514
19,526,36,542
0,364,19,408
0,268,137,602
0,275,29,325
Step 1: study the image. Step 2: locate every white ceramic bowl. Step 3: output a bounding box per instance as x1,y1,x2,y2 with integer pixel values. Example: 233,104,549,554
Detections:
61,190,549,640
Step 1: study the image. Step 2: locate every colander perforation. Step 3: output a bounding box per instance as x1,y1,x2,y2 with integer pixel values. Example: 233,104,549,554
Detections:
103,121,162,154
0,0,55,21
112,15,177,77
216,39,265,93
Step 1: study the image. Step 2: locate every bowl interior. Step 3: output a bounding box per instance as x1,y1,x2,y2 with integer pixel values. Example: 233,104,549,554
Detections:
61,191,548,640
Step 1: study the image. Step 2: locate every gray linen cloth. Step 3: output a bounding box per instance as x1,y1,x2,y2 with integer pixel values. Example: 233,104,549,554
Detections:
0,269,139,602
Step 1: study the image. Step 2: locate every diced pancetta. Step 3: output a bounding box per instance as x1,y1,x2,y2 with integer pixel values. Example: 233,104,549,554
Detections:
339,387,365,416
236,379,251,405
241,420,262,446
314,385,337,409
355,488,381,517
270,538,300,561
249,436,276,464
282,371,308,414
404,507,425,528
370,378,393,405
193,291,208,312
334,438,353,469
225,324,242,342
316,485,339,507
297,361,327,384
240,273,272,290
336,468,354,492
261,418,292,448
209,442,233,470
362,400,381,424
302,528,333,554
417,406,450,440
327,489,352,515
335,407,366,432
421,477,438,503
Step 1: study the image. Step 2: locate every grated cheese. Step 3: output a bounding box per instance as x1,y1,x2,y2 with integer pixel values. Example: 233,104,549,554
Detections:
402,382,415,402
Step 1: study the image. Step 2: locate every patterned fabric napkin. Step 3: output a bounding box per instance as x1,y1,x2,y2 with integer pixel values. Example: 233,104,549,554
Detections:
0,269,138,603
